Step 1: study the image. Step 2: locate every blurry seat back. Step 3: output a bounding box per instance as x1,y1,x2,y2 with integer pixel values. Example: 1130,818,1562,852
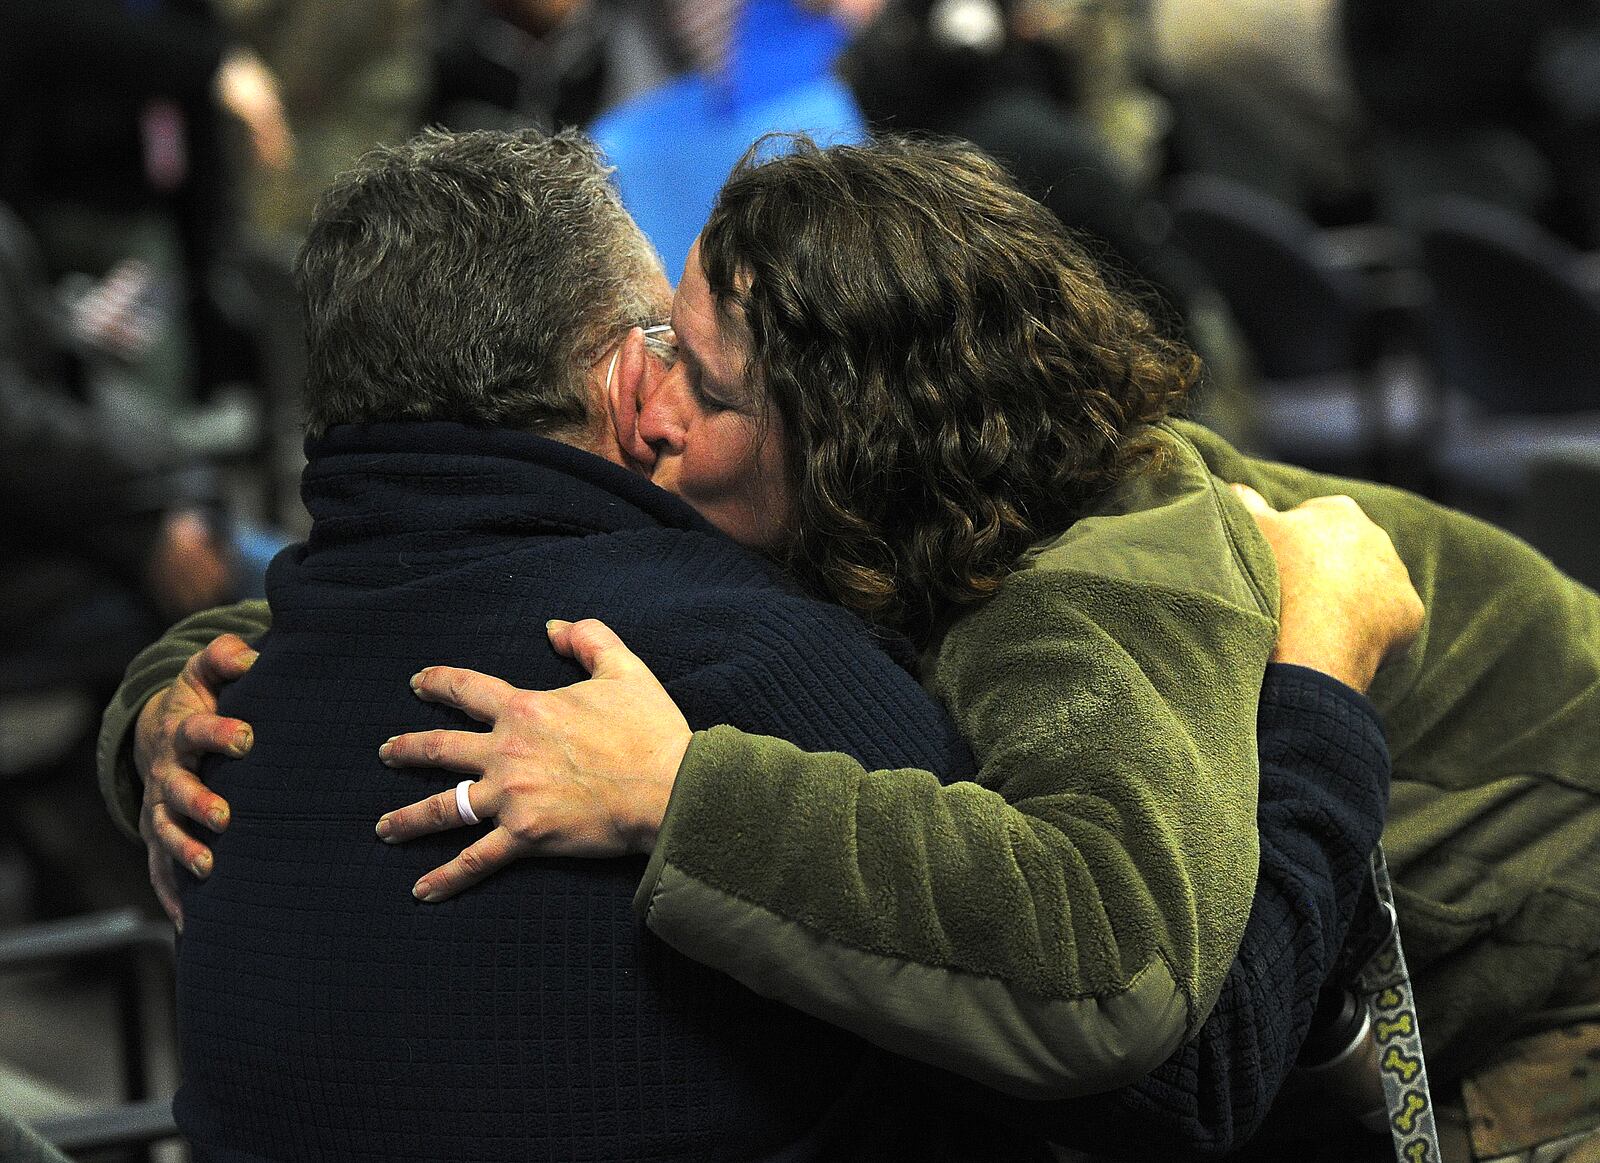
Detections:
1169,173,1375,379
0,1105,70,1163
1415,197,1600,415
1168,173,1426,476
0,910,181,1157
1410,198,1600,502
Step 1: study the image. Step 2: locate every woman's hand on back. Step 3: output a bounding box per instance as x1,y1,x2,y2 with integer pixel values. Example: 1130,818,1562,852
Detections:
376,619,691,901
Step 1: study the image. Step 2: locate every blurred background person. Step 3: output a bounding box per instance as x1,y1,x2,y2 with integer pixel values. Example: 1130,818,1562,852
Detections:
216,0,428,257
0,200,239,921
836,0,1259,442
428,0,685,136
1153,0,1372,227
0,0,292,424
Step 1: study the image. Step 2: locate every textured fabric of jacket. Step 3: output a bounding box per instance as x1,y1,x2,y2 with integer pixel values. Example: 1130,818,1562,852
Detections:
164,420,981,1162
877,664,1391,1160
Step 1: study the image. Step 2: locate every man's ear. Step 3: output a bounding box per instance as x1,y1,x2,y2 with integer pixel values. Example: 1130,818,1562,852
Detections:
605,326,659,470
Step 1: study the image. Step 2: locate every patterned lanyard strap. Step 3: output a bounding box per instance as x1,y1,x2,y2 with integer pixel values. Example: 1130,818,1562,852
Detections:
1355,846,1442,1163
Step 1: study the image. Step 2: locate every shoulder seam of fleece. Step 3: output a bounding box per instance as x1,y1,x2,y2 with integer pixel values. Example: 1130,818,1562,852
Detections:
997,559,1278,630
1164,422,1278,618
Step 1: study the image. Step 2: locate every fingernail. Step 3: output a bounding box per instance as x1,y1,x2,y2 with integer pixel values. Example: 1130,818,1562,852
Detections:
208,806,228,831
229,726,253,758
409,671,425,692
546,619,571,634
174,916,183,935
241,649,260,669
412,881,438,902
191,852,212,877
375,816,392,840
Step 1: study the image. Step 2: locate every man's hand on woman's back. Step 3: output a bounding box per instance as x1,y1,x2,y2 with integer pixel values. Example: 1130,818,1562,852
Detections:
1231,484,1425,693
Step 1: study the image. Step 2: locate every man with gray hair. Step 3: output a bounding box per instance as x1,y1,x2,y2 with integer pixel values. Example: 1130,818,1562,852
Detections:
152,126,1002,1161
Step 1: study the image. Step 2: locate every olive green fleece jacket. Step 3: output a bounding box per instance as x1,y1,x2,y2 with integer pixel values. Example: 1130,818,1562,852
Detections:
1177,420,1600,1083
636,421,1600,1089
99,423,1600,1095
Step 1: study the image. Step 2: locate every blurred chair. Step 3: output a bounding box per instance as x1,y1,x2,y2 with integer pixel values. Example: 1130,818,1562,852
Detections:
0,686,96,924
1414,197,1600,504
0,909,180,1160
1168,173,1427,481
0,612,152,921
1518,447,1600,591
589,0,864,281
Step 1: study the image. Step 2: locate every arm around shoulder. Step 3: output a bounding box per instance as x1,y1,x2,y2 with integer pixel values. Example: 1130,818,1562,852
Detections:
929,561,1274,1034
902,662,1393,1157
639,723,1195,1099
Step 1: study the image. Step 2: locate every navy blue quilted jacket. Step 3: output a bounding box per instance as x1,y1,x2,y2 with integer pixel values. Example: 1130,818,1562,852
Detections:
173,422,978,1162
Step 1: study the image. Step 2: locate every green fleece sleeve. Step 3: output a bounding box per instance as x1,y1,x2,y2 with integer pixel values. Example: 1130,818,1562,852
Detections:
1177,418,1600,1079
636,432,1278,1098
923,555,1272,1037
96,599,273,840
637,726,1196,1099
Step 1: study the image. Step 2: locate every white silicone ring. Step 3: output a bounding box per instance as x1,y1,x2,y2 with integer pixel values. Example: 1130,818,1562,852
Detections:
455,779,480,826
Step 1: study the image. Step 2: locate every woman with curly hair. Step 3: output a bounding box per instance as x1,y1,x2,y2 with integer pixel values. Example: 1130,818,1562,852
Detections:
383,136,1596,1158
695,136,1201,641
111,135,1598,1157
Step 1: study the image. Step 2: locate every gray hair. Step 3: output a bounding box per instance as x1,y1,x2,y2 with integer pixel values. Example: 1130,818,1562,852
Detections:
295,127,666,439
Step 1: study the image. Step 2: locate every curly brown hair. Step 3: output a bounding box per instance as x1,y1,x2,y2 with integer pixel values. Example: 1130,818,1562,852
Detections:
699,134,1200,640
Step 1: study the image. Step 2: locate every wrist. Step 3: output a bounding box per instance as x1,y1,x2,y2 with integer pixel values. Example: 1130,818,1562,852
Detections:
1272,628,1380,693
628,727,692,853
131,683,176,784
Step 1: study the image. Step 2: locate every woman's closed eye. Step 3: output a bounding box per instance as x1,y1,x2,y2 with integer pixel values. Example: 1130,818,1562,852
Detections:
689,370,739,415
